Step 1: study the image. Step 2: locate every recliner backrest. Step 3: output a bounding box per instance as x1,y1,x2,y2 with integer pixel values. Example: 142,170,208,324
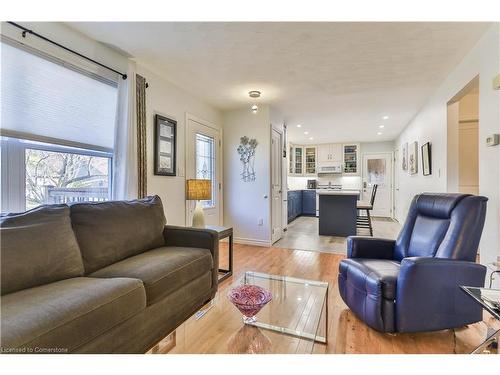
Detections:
394,193,487,262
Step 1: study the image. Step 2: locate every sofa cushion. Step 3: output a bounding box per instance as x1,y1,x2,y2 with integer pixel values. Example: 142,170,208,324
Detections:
339,258,400,300
0,205,84,295
0,277,146,352
90,246,213,305
70,195,166,273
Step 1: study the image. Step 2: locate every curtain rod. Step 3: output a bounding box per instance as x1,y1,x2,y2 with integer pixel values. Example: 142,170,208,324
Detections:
7,21,127,80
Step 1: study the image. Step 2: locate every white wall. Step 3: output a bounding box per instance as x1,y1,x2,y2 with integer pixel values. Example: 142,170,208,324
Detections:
137,65,222,225
395,24,500,265
223,106,272,246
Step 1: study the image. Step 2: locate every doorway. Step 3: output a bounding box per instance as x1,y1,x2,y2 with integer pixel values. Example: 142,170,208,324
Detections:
271,127,283,244
185,115,222,226
362,152,393,217
447,76,479,195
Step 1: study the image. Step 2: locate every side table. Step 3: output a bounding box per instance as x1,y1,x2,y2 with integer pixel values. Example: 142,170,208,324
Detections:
205,225,233,283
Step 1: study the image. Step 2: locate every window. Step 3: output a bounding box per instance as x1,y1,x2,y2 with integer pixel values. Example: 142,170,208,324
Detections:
0,40,118,213
195,133,215,208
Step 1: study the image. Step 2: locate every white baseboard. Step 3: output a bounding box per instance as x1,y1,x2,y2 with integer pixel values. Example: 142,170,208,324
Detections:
233,237,271,247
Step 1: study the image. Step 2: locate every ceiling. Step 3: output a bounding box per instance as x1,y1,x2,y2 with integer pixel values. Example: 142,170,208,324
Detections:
67,22,490,143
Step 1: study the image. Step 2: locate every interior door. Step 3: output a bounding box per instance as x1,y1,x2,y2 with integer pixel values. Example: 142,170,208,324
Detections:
362,153,392,217
271,128,283,243
186,117,221,226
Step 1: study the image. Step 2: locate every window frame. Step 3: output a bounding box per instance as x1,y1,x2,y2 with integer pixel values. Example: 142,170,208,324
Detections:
1,137,113,213
0,37,118,213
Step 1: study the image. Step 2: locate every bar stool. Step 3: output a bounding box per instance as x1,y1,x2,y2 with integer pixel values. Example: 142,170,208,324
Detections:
356,184,378,236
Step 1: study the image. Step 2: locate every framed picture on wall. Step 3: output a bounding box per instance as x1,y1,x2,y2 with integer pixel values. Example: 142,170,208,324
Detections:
421,142,432,176
154,114,177,176
409,141,418,175
402,142,408,171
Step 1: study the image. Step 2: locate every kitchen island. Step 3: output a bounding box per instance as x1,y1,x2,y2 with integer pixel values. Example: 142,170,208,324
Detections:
317,190,359,236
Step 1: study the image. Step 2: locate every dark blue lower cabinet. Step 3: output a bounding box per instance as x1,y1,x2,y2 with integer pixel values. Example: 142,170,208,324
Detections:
302,190,316,215
287,190,303,223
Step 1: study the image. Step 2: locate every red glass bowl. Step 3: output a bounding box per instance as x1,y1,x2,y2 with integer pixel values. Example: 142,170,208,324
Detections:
228,284,272,323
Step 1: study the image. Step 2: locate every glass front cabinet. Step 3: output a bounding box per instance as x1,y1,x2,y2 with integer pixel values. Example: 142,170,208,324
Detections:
342,143,360,175
304,146,317,175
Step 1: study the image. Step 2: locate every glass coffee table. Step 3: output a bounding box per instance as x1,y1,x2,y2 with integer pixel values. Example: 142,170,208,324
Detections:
165,271,329,354
461,286,500,354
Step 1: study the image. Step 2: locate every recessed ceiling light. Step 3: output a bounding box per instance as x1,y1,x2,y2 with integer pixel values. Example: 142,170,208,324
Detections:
377,132,382,135
382,115,389,120
304,131,309,135
309,137,314,140
379,125,385,129
296,124,302,128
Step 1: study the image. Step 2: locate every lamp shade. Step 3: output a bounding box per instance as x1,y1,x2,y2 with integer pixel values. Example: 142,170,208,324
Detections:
186,179,212,200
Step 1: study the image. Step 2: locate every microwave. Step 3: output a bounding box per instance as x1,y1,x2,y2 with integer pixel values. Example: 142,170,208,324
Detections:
318,163,342,174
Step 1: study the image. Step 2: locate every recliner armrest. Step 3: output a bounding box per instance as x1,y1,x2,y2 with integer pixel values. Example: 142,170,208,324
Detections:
347,236,395,259
396,257,486,332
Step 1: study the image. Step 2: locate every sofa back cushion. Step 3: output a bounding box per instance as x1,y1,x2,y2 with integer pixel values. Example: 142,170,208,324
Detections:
70,195,166,273
1,205,84,295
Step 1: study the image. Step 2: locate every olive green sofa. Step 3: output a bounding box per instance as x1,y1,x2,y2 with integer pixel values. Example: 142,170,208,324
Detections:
0,196,218,353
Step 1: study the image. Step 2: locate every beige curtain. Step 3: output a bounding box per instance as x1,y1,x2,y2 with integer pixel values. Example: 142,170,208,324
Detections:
135,74,147,198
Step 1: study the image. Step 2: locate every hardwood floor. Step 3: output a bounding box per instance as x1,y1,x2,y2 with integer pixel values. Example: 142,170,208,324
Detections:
153,243,498,354
274,216,401,254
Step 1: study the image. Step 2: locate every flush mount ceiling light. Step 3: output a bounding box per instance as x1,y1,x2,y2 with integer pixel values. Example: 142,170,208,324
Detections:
296,124,302,128
304,131,309,135
379,125,385,129
382,115,389,120
249,91,261,113
248,90,261,98
309,137,314,140
377,132,383,135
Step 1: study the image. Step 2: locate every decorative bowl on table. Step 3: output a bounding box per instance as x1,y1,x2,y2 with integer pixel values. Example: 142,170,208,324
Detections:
228,284,272,324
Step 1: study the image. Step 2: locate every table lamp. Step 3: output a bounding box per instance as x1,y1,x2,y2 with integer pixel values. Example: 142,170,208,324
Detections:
186,179,211,227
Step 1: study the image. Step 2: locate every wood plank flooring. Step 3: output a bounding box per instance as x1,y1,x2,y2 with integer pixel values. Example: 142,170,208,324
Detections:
153,243,498,354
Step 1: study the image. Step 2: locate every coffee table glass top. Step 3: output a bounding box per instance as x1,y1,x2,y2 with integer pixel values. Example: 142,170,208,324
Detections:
168,271,329,354
461,286,500,320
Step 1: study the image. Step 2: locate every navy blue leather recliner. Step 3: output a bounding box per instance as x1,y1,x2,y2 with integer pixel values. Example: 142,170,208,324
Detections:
338,193,488,333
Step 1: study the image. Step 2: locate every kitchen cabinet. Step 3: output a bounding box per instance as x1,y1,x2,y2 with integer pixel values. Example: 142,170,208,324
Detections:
343,143,360,175
288,145,304,175
304,146,317,175
302,190,316,215
287,190,303,223
317,143,342,163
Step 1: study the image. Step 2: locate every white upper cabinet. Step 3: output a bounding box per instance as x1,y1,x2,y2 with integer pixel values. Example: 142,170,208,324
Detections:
317,144,342,163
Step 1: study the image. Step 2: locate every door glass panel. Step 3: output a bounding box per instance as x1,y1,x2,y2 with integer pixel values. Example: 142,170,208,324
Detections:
195,133,215,208
367,158,386,185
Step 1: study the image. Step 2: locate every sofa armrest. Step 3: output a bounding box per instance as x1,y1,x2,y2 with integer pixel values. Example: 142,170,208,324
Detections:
396,257,486,332
347,236,395,259
163,225,219,295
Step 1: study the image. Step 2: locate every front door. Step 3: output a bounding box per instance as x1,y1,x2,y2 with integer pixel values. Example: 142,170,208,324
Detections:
271,128,283,243
362,153,393,217
186,117,221,226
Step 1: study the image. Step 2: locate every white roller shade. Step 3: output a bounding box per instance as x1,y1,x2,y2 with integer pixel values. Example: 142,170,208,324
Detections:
0,41,118,150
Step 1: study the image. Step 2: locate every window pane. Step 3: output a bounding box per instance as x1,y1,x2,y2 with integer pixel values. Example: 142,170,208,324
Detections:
195,133,215,208
25,147,111,210
1,42,117,149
